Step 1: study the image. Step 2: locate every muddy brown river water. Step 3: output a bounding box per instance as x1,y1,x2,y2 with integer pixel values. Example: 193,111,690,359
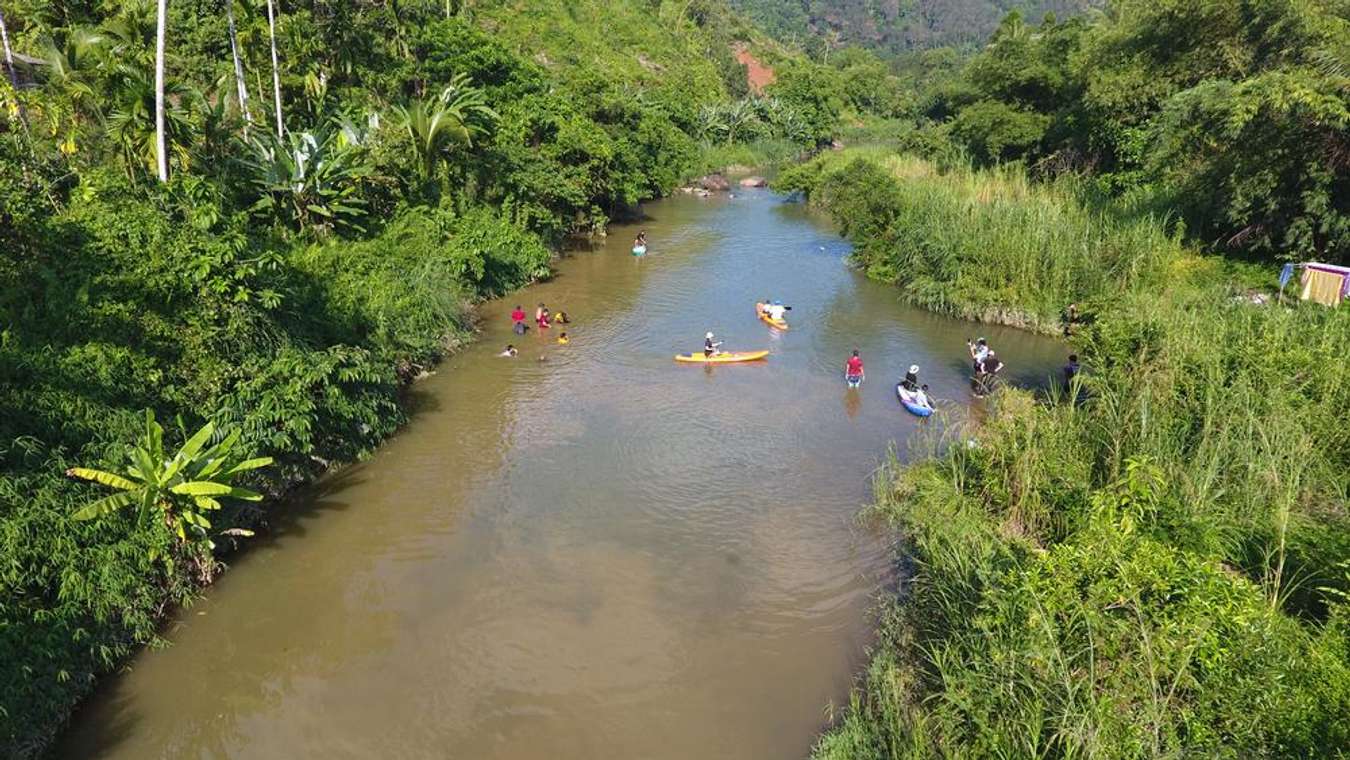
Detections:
55,189,1065,759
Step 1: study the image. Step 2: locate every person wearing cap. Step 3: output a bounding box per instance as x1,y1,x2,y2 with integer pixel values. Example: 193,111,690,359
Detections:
901,364,920,392
703,332,722,358
767,300,788,321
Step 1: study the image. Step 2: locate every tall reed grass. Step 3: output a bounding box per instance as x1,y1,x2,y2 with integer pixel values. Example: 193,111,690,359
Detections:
801,150,1350,758
778,151,1184,332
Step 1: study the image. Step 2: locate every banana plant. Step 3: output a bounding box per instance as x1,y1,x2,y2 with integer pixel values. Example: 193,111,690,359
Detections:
67,410,272,556
240,124,372,234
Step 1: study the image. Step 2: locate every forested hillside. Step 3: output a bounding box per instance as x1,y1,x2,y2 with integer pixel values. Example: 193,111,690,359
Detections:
0,1,868,755
730,0,1103,54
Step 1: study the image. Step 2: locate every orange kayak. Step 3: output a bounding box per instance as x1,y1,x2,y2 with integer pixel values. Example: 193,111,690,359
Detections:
754,304,789,330
674,350,770,364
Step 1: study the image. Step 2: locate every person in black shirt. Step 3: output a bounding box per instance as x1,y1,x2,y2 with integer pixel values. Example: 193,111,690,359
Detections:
901,364,920,392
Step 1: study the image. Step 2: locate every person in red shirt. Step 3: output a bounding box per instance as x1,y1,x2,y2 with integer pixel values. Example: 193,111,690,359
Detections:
536,307,551,330
845,350,865,387
510,305,526,324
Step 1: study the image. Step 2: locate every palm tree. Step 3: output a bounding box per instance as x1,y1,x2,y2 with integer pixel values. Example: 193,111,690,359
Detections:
105,65,192,179
0,3,17,92
394,73,497,183
226,0,252,131
266,0,283,138
37,28,106,121
154,0,168,181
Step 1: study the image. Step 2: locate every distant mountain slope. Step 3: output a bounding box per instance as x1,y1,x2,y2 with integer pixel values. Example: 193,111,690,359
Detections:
730,0,1104,53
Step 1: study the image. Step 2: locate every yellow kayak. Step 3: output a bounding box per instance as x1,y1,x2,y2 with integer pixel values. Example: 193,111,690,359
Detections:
754,303,789,330
674,350,770,364
758,312,789,330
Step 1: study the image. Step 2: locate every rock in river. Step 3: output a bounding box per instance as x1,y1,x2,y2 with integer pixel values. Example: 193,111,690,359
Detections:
696,174,731,192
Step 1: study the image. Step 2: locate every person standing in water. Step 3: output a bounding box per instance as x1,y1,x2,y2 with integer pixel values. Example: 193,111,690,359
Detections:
845,350,865,387
973,351,1004,397
967,338,990,372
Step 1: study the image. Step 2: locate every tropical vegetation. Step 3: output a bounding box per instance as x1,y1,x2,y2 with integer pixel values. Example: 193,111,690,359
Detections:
0,0,862,755
773,2,1350,755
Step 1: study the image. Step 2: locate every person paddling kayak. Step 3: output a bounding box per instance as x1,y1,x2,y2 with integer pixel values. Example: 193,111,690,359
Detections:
901,364,920,392
845,350,865,387
704,331,723,358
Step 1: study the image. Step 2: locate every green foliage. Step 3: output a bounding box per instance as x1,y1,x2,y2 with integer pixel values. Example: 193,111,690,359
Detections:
948,99,1049,164
730,0,1104,55
2,1,810,754
68,410,271,564
1149,70,1350,259
240,126,373,236
802,150,1350,759
779,150,1179,329
767,60,844,144
900,0,1350,262
393,73,499,185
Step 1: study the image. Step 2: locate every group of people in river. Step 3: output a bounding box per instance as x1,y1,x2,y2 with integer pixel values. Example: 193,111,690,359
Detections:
967,337,1005,397
497,233,1082,402
500,302,571,357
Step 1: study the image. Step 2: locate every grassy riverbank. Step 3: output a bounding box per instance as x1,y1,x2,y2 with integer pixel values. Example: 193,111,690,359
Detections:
776,149,1184,333
795,150,1350,757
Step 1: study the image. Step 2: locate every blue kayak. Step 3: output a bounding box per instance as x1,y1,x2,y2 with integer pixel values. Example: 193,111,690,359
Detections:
896,385,934,417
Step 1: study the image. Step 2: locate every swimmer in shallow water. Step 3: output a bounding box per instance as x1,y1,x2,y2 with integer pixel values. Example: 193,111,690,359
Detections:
498,345,518,357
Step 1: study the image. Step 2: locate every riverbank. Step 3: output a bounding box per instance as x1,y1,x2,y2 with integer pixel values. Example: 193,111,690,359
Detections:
797,151,1350,757
775,149,1183,335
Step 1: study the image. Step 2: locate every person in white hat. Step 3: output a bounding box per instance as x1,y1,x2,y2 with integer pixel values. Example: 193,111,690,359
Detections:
703,332,722,358
902,364,920,392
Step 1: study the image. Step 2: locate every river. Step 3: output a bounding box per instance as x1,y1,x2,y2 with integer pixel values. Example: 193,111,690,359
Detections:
55,188,1066,759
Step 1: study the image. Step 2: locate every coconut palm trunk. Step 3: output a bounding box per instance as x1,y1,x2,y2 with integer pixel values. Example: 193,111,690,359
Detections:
0,3,18,92
226,0,252,132
266,0,283,138
154,0,168,182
